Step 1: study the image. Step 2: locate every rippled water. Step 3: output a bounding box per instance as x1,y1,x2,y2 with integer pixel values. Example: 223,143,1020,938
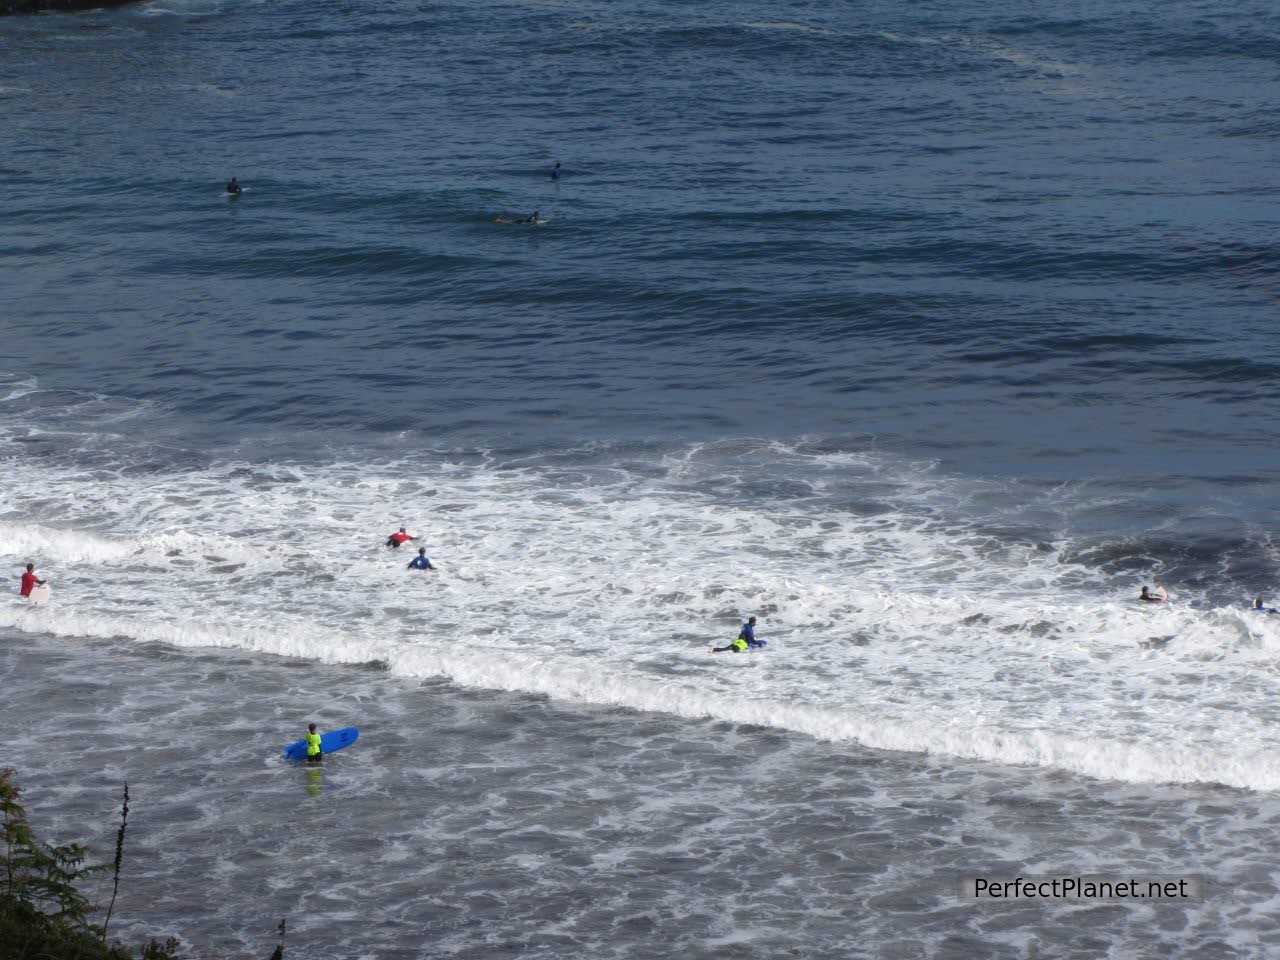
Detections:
8,630,1280,960
3,0,1280,956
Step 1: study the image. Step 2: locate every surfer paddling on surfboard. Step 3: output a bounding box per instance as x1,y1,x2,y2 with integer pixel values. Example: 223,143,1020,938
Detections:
709,615,766,653
385,526,416,549
1253,598,1278,614
493,211,544,225
1139,585,1169,604
19,563,46,599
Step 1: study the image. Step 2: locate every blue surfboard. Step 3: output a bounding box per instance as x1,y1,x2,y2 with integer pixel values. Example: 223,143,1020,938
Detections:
283,727,359,760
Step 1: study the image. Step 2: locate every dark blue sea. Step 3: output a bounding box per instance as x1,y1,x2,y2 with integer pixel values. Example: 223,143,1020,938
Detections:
3,1,1280,957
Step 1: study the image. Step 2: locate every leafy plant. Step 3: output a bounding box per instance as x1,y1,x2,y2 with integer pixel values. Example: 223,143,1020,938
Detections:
0,770,281,960
0,769,176,960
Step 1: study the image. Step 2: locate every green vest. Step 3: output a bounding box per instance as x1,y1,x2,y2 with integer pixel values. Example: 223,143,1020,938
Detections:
731,638,748,652
306,732,322,757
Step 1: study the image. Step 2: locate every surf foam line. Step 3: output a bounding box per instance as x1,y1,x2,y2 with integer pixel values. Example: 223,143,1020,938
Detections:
5,606,1279,793
0,520,277,567
393,646,1280,792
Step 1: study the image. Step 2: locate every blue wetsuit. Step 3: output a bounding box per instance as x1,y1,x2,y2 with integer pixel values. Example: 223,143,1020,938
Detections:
739,622,764,648
407,556,435,570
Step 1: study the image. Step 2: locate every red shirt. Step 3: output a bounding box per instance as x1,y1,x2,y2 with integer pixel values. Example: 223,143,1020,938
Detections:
20,571,39,597
390,532,414,544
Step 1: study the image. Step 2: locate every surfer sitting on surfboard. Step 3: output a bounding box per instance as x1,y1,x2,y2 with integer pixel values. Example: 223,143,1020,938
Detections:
709,616,766,653
226,177,241,195
407,547,435,571
19,563,46,599
738,616,764,648
1139,586,1168,603
385,527,415,549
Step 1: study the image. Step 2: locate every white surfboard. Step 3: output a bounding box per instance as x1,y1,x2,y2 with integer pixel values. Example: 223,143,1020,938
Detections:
28,583,51,606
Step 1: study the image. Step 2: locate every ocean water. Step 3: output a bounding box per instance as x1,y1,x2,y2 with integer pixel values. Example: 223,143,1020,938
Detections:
2,0,1279,957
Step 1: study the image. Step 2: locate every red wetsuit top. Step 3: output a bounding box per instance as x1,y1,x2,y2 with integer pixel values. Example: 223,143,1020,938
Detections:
390,532,414,544
20,571,40,597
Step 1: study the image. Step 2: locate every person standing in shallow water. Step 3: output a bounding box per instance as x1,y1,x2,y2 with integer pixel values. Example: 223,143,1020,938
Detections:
305,723,322,764
407,547,435,571
385,526,415,549
19,562,45,598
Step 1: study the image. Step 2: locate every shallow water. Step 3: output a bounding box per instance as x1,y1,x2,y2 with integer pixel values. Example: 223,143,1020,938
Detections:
6,629,1280,960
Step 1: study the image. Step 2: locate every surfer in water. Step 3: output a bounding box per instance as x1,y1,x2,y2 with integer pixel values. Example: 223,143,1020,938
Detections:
1139,586,1168,603
226,177,242,196
1254,598,1277,614
407,547,435,571
493,211,542,225
709,616,764,653
305,723,322,764
385,527,415,549
549,162,561,181
19,563,46,599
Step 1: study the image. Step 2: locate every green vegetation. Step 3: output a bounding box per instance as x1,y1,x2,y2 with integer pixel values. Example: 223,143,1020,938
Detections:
0,768,177,960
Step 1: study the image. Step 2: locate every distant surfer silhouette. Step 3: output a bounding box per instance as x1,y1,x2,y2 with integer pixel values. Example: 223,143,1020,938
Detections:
1254,598,1278,614
1139,585,1168,603
549,162,561,181
494,211,542,225
226,177,242,196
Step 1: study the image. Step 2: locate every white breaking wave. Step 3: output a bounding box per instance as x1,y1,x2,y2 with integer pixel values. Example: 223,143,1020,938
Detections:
3,442,1280,791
